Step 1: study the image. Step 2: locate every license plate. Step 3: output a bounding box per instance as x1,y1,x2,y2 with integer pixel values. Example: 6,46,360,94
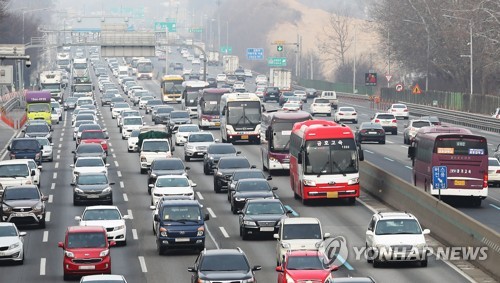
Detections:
87,195,100,199
12,213,29,217
260,227,275,232
327,192,338,198
214,122,220,126
175,237,190,242
454,180,465,186
382,121,389,124
368,131,377,134
79,266,95,270
241,135,248,140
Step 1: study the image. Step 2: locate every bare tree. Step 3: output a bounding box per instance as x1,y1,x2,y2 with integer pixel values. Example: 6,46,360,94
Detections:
318,9,352,66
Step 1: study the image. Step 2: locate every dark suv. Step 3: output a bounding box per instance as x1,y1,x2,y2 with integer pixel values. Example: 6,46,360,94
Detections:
8,138,43,165
213,156,254,193
203,144,239,175
263,87,280,102
0,185,48,228
188,248,261,283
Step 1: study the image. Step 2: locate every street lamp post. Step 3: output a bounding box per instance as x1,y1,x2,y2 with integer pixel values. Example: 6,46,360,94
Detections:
353,24,357,94
403,19,430,91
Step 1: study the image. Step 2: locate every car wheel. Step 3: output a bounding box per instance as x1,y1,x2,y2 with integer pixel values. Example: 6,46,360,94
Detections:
366,244,374,263
347,197,356,205
420,259,428,267
185,155,190,162
63,273,71,281
373,258,381,268
140,168,147,174
73,196,79,206
108,195,113,205
39,217,46,229
214,182,220,193
380,140,386,144
241,228,249,240
203,164,209,175
231,203,237,214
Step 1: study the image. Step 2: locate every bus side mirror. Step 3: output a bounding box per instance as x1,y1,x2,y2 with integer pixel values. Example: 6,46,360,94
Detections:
408,147,415,159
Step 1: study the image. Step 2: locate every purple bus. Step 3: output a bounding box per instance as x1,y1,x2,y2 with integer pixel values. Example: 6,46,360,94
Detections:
408,126,488,206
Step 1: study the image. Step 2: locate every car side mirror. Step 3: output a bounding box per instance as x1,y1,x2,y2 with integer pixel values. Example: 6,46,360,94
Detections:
171,147,175,152
323,232,331,238
58,242,64,248
204,213,210,221
19,231,27,237
7,145,11,151
190,181,197,187
185,166,190,170
272,187,278,191
250,165,256,169
275,266,283,272
408,146,416,159
273,234,279,239
366,230,374,236
187,267,196,272
105,164,110,167
122,215,130,220
252,265,262,271
42,195,49,201
74,216,82,221
154,214,160,222
37,165,43,170
109,182,115,186
70,182,75,186
330,265,339,271
69,164,75,168
236,151,241,155
149,205,156,210
148,184,154,188
267,176,272,180
423,229,431,235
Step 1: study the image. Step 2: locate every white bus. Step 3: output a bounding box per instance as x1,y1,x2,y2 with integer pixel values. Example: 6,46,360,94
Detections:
220,92,261,144
136,59,154,80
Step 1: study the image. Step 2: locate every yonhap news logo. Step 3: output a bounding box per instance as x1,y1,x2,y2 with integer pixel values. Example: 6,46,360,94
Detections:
318,236,349,267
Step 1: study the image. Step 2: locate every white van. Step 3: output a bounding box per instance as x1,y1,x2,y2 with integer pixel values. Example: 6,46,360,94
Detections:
139,139,174,174
0,160,36,196
118,65,129,76
320,91,338,110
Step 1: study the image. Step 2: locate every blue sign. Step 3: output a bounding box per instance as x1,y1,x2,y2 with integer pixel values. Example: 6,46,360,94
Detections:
432,166,447,190
246,48,264,60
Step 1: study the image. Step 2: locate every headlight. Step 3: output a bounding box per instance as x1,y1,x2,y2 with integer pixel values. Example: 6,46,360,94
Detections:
197,226,205,236
99,249,109,257
285,274,295,283
303,179,316,186
216,171,223,176
102,187,111,193
269,157,278,163
74,188,84,194
186,145,194,150
209,156,214,160
2,206,12,212
140,156,147,162
235,197,245,202
281,242,291,249
9,242,20,249
150,173,157,178
31,203,43,213
159,227,168,237
243,220,256,226
35,153,41,159
65,251,74,258
114,225,125,231
347,177,359,185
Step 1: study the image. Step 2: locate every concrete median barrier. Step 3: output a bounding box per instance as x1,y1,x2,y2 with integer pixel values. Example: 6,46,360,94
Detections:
360,161,500,281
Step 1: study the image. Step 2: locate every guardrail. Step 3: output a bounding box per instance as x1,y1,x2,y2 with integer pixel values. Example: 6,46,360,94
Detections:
0,91,27,129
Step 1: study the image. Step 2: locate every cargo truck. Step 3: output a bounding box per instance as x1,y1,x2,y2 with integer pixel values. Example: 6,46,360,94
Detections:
39,71,65,103
269,68,292,91
26,91,52,124
222,55,239,74
207,51,220,66
56,53,71,71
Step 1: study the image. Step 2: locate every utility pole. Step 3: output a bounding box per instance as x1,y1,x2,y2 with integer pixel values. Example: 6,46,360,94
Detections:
216,0,221,51
353,24,357,94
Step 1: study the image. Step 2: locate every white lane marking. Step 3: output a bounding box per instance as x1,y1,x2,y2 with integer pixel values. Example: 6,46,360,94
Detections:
63,115,67,126
386,140,394,144
0,129,22,160
56,154,60,160
114,161,119,167
40,258,46,275
400,145,408,149
54,162,59,169
117,171,122,177
127,209,134,219
50,183,55,190
109,142,113,147
196,192,204,200
132,229,138,240
110,148,114,153
138,256,148,273
42,231,49,242
53,172,57,179
219,226,229,238
59,137,63,142
365,150,374,154
48,195,53,203
405,166,413,170
207,208,217,218
205,224,220,249
488,143,493,146
57,149,61,154
123,193,128,202
120,181,125,188
62,128,65,132
58,144,62,148
45,211,51,222
112,153,117,158
384,157,394,162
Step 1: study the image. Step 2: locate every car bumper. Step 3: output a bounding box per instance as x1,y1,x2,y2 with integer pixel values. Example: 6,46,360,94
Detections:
2,212,44,224
157,236,205,250
185,149,207,157
311,107,331,114
0,246,23,261
63,257,111,275
242,225,279,235
225,133,260,142
74,192,112,202
105,228,126,242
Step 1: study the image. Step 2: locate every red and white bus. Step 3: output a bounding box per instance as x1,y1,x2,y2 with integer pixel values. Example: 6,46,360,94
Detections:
289,120,364,204
408,126,488,206
197,88,231,129
260,111,312,174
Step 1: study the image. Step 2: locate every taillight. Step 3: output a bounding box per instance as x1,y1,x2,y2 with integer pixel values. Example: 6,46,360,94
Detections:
391,109,396,111
375,119,380,123
483,173,488,188
352,113,357,115
360,130,367,133
496,170,500,173
339,113,344,115
392,120,397,123
404,109,409,112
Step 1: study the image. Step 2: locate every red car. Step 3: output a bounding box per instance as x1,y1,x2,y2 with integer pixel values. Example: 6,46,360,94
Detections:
58,226,115,280
276,250,338,283
79,130,109,153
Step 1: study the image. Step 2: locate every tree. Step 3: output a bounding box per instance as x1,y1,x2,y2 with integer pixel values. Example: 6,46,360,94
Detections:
318,9,352,66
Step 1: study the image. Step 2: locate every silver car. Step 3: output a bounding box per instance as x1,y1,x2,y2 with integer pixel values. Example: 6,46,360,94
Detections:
184,132,218,161
36,137,54,162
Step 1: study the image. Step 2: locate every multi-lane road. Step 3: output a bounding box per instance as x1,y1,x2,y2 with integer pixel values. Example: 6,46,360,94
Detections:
0,53,496,282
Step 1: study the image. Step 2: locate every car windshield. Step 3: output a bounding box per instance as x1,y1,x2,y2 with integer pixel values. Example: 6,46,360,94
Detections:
153,160,184,170
79,125,101,132
82,209,121,220
81,131,105,139
0,164,29,177
171,112,189,119
375,219,422,235
376,114,395,120
208,145,236,154
200,254,249,272
179,125,199,132
282,224,322,240
218,158,250,169
26,125,49,133
339,107,355,112
245,202,284,215
123,111,140,117
148,100,163,105
76,115,94,121
36,138,49,146
77,174,108,185
161,206,201,221
233,171,264,180
141,97,153,102
286,256,327,270
75,121,95,128
66,98,78,103
392,104,406,109
3,187,39,200
237,181,270,192
123,118,142,125
412,121,431,128
11,140,40,150
188,134,214,142
75,159,104,167
114,103,129,109
156,177,189,187
77,145,103,154
489,159,500,166
27,103,50,113
361,123,383,130
67,232,106,248
0,226,17,237
157,108,174,114
142,141,170,152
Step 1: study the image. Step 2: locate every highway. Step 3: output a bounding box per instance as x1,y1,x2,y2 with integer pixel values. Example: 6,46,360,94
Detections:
0,52,493,282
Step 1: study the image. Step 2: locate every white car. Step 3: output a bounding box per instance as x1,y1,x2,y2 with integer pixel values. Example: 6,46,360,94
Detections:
255,74,267,84
488,157,500,187
244,69,252,78
51,108,60,124
71,157,110,181
365,212,430,267
127,85,144,97
233,81,245,89
117,110,141,128
138,96,154,109
111,103,131,119
128,130,140,153
174,124,200,145
121,116,144,139
75,206,130,245
371,112,398,135
255,87,265,98
81,275,128,283
310,98,331,116
16,159,42,188
216,73,227,82
184,132,217,161
293,90,307,102
281,102,300,112
0,223,26,264
149,175,196,204
36,137,53,162
388,103,409,119
192,58,201,65
139,139,173,174
334,107,358,123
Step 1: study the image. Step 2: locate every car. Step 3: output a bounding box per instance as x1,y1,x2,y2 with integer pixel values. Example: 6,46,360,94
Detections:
15,159,42,188
225,75,237,85
173,124,200,145
263,87,280,102
356,122,386,144
150,175,196,205
79,130,109,153
234,68,246,81
184,132,217,161
145,99,163,114
127,130,140,153
51,101,63,120
281,102,301,111
230,178,277,214
117,110,141,129
365,211,430,267
403,119,432,144
64,97,79,110
76,123,105,142
278,91,295,106
8,138,43,165
24,119,51,130
51,108,60,124
100,92,118,106
75,206,129,245
71,157,110,181
58,226,115,280
332,277,377,283
276,250,338,283
238,198,288,240
320,91,338,109
153,106,175,125
168,110,192,128
23,123,52,142
0,160,36,196
492,107,500,119
495,144,500,162
304,88,318,98
131,90,151,106
233,81,245,89
255,87,265,98
73,121,98,141
213,156,254,193
203,144,239,175
80,275,128,283
274,217,330,265
255,74,267,84
1,185,48,228
109,97,125,109
111,102,131,119
293,90,307,102
216,73,227,82
244,69,252,78
73,114,98,127
138,96,154,109
0,223,26,264
36,137,53,162
187,248,261,282
206,77,217,88
147,158,190,193
226,168,271,200
72,172,115,205
73,143,107,163
388,103,409,119
121,116,144,139
310,97,331,116
334,106,358,123
420,115,441,125
192,58,201,65
139,138,174,174
488,157,500,187
370,113,398,135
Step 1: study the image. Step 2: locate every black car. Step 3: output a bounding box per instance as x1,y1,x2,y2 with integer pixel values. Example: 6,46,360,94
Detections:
153,106,175,124
230,178,277,214
1,185,48,228
213,156,254,193
147,158,190,193
145,99,164,114
356,122,385,144
23,124,52,142
238,199,289,240
263,87,280,102
71,172,115,205
188,248,261,283
8,138,43,165
227,169,271,201
203,144,239,175
206,78,217,88
305,88,318,98
72,143,107,163
278,91,295,106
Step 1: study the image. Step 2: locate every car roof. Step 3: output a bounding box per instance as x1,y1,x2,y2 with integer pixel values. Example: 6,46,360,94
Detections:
374,211,416,220
232,168,263,174
0,222,17,228
76,156,104,160
246,198,281,204
360,122,383,128
286,250,322,257
333,277,376,283
219,156,248,161
67,225,106,233
159,198,201,206
84,205,119,211
0,159,32,165
81,275,126,281
157,175,188,179
282,217,320,224
203,248,245,256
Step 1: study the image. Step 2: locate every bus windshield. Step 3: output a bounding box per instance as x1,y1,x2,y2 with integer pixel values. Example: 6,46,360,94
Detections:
271,122,294,152
28,104,50,113
200,93,223,115
227,101,260,126
185,91,199,107
435,137,487,155
137,63,153,73
162,82,184,94
74,84,92,92
73,63,87,69
304,139,358,175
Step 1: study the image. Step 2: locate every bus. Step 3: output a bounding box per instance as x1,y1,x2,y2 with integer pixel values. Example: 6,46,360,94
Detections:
408,126,488,206
220,92,261,144
181,80,209,118
289,120,364,204
260,111,312,174
197,88,231,129
160,75,184,103
136,59,154,80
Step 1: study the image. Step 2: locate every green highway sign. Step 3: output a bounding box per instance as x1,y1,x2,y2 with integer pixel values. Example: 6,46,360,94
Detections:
154,22,176,32
188,27,203,33
220,46,232,54
268,57,287,67
277,45,283,52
